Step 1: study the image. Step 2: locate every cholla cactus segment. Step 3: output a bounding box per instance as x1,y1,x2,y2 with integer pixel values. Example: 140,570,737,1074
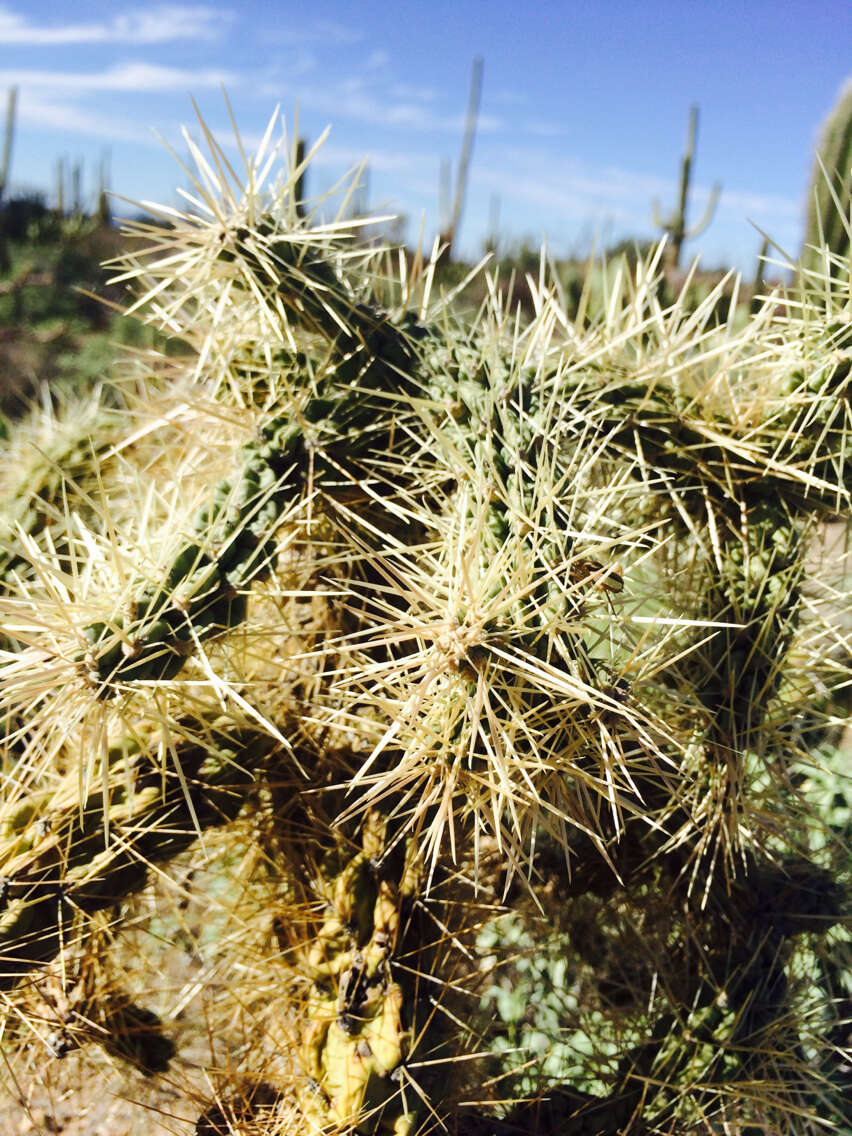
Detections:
0,424,298,774
0,106,850,1135
474,842,848,1133
9,921,177,1076
0,385,124,588
294,810,432,1134
322,420,668,874
0,723,278,989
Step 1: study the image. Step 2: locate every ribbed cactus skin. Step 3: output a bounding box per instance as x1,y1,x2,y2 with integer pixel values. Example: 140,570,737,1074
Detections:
0,115,850,1134
803,79,852,279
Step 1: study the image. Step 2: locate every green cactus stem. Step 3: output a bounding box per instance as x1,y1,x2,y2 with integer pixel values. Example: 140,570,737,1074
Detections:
563,333,851,521
0,85,17,208
802,79,852,281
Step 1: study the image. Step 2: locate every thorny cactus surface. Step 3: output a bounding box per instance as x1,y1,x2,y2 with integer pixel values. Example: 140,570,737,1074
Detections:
0,111,850,1135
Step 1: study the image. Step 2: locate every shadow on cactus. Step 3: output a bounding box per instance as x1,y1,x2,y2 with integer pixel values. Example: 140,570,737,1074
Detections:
0,102,850,1135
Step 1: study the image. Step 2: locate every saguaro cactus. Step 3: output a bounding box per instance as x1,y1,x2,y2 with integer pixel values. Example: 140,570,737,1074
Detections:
0,86,17,208
438,55,483,260
0,108,849,1135
0,85,17,271
652,104,721,269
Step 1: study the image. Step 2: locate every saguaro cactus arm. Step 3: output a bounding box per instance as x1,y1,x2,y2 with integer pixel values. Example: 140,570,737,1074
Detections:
438,55,483,261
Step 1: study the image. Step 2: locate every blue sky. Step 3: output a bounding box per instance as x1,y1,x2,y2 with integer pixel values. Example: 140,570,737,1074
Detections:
2,1,851,270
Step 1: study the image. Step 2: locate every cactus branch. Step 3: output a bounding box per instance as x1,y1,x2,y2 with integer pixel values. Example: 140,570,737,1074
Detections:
0,726,279,989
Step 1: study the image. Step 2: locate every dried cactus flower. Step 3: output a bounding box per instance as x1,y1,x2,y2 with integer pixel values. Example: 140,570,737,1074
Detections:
0,106,849,1136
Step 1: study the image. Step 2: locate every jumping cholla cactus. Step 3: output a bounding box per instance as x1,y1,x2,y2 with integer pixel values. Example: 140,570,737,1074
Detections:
0,108,850,1136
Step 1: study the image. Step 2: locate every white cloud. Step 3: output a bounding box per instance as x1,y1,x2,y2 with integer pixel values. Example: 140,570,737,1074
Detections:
480,148,661,213
484,145,799,222
526,121,566,139
312,141,433,177
256,51,317,85
262,73,502,135
17,92,151,143
0,62,239,94
0,62,242,148
715,187,799,219
260,19,362,47
390,83,437,103
0,4,232,44
365,50,391,72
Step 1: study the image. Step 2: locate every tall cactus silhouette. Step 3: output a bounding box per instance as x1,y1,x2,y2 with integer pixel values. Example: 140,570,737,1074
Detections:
652,104,721,269
0,85,17,208
0,85,17,272
0,107,849,1135
802,79,852,281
